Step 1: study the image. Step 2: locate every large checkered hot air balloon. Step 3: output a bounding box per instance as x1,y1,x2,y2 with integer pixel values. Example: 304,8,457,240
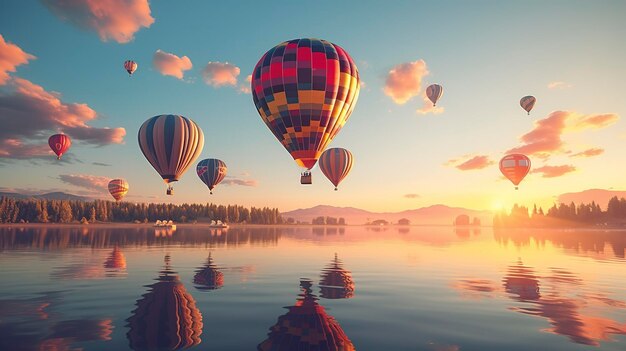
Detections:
108,179,129,201
48,134,71,160
138,115,204,195
196,159,227,195
520,95,536,115
319,148,353,191
251,38,360,184
499,154,531,190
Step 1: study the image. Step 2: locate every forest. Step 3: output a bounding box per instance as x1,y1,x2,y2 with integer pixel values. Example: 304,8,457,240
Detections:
494,196,626,227
0,197,284,224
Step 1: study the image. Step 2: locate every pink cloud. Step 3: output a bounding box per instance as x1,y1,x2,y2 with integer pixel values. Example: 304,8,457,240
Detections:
532,165,576,178
0,77,125,160
222,176,258,187
383,60,429,104
574,114,619,130
507,111,568,156
0,35,35,85
59,174,110,191
547,81,572,89
42,0,154,43
416,92,444,115
202,62,240,87
448,155,494,171
152,49,192,79
238,74,252,93
404,193,420,199
570,148,604,158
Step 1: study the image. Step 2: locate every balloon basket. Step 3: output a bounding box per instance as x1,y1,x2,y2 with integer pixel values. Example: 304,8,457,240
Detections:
300,171,312,185
167,187,173,195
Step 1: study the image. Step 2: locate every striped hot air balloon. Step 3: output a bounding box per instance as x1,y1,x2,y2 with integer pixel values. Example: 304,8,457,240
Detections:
520,96,536,115
319,148,354,190
124,60,137,76
499,154,531,190
108,179,129,201
48,134,71,160
426,84,444,106
138,115,204,195
196,159,227,195
251,38,360,182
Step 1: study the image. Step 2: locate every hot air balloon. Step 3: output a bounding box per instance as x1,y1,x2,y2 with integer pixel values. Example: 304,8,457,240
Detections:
48,134,71,160
499,154,531,190
108,179,129,201
124,60,137,76
319,148,353,191
426,84,444,106
138,115,204,195
251,38,360,185
520,96,536,115
196,159,227,195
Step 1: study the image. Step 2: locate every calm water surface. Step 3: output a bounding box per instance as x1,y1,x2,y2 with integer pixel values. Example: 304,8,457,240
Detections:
0,225,625,351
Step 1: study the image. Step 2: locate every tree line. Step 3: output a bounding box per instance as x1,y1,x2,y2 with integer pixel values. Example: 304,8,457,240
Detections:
493,196,626,227
0,197,284,224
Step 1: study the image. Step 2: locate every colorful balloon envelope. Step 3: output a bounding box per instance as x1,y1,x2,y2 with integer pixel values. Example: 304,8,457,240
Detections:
426,84,444,106
108,178,129,201
138,115,204,195
499,154,531,189
196,158,227,195
251,38,360,174
48,134,71,160
124,60,137,76
319,148,353,190
520,95,536,115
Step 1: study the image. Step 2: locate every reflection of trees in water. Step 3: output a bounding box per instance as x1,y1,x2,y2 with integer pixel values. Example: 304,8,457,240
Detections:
193,253,224,291
0,226,282,250
494,229,626,259
319,254,355,299
454,260,626,346
0,292,113,350
127,255,203,351
258,279,355,351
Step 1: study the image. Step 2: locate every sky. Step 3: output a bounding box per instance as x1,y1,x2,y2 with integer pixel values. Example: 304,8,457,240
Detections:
0,0,625,213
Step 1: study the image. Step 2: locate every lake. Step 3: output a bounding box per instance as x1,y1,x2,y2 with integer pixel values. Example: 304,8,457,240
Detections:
0,225,625,351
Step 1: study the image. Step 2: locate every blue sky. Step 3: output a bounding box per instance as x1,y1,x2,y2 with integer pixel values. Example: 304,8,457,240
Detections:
1,1,625,212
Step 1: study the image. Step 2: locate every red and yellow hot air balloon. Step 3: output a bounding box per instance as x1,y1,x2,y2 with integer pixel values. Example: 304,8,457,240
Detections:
251,38,360,183
124,60,137,76
520,96,536,115
499,154,531,190
138,115,204,195
108,179,129,201
319,148,353,190
48,134,71,160
426,84,444,106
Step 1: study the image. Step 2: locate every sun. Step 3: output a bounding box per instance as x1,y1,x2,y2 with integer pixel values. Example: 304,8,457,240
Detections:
491,200,505,212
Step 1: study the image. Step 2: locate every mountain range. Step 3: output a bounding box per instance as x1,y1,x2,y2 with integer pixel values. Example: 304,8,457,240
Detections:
282,204,491,225
0,192,90,201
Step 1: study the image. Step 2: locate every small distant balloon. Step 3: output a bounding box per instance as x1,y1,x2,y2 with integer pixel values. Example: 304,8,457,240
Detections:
196,159,227,195
426,84,444,106
319,148,354,190
520,96,536,115
124,60,137,76
108,179,129,201
499,154,531,190
48,134,71,160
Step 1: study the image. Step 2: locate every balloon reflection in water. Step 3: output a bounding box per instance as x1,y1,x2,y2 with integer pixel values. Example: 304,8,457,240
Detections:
193,253,224,291
319,254,355,299
127,255,203,350
258,279,355,351
502,260,541,301
104,246,127,269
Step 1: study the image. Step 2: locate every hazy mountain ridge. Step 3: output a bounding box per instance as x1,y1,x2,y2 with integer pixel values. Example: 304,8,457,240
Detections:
282,204,491,225
0,192,90,201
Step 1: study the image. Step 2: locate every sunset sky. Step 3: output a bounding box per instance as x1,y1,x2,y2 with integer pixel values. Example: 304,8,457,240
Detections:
0,0,624,212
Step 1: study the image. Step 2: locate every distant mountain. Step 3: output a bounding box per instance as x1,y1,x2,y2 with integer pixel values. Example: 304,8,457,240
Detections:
282,204,491,225
0,192,91,201
558,189,626,209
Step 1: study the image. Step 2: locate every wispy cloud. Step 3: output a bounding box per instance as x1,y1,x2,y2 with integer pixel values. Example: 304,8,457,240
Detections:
416,92,444,115
570,148,604,158
222,176,258,187
532,165,576,178
41,0,154,43
0,35,35,85
202,61,240,87
447,155,494,171
152,49,192,79
547,81,572,89
58,174,110,191
404,193,420,199
92,162,112,166
238,74,252,93
384,60,429,104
